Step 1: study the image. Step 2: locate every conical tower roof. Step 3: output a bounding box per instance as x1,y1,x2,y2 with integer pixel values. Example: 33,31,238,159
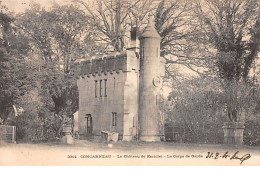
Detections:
139,15,161,39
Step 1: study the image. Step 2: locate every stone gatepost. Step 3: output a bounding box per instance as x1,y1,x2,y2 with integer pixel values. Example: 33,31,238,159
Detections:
222,122,245,145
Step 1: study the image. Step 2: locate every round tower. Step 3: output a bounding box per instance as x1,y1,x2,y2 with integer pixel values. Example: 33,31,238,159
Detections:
138,15,164,142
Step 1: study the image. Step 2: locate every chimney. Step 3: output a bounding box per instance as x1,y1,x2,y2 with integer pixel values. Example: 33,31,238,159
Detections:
127,27,140,53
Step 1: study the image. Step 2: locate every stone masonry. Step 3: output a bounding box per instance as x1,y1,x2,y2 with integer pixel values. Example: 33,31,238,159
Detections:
76,17,165,141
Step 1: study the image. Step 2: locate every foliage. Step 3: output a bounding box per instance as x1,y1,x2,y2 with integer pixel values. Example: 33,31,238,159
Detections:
243,85,260,145
0,3,82,138
221,81,259,122
166,77,225,143
0,5,31,124
13,3,83,138
10,107,58,142
192,0,260,122
166,77,260,144
244,118,260,146
17,3,90,72
40,63,78,117
194,0,260,82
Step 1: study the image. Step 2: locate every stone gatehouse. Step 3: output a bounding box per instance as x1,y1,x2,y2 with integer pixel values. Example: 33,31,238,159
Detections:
76,18,165,142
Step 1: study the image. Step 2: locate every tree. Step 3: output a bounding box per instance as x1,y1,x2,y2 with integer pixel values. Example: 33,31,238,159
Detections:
17,3,89,73
47,3,90,73
14,3,88,137
126,0,154,29
75,0,199,79
0,10,14,124
75,0,140,52
155,0,193,58
154,0,198,79
194,0,260,82
194,0,260,122
16,3,87,110
16,3,53,63
0,2,31,124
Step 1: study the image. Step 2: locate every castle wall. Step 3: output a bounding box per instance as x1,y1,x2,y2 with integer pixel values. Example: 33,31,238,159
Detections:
122,52,139,140
77,71,125,137
77,51,139,140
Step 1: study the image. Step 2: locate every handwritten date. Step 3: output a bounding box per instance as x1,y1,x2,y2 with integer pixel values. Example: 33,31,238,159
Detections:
206,151,251,165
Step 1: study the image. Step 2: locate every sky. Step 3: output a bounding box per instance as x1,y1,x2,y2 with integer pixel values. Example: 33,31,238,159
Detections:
2,0,74,13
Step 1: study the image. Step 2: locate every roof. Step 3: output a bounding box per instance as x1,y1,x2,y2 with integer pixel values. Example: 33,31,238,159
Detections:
139,15,161,39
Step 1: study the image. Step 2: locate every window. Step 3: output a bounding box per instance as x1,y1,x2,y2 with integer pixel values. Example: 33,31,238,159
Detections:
113,77,116,90
95,80,98,97
104,79,107,97
112,112,117,126
157,48,158,57
100,80,102,97
142,47,144,58
133,117,135,127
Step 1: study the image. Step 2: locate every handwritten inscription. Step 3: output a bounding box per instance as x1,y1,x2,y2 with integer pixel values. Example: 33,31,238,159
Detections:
206,151,251,165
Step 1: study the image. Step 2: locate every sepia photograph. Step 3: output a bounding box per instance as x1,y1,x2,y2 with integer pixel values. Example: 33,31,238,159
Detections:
0,0,259,166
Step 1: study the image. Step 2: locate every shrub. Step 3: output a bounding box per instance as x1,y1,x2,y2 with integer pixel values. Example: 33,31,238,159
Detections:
165,77,260,145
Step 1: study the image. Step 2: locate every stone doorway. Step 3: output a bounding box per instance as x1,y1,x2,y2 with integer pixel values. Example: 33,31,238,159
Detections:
85,114,93,136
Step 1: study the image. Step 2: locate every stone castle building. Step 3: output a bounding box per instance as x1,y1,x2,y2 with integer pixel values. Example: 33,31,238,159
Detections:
76,18,165,142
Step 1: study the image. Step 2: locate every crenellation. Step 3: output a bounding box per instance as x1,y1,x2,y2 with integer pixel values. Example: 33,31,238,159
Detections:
77,50,139,78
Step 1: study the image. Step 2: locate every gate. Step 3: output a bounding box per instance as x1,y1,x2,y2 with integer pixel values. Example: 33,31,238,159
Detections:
164,124,183,142
0,125,16,143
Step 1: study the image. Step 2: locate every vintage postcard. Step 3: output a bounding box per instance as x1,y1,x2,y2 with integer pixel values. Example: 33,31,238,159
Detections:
0,0,259,166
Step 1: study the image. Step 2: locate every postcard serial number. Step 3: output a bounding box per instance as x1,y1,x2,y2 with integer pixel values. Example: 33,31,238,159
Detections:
67,155,77,158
